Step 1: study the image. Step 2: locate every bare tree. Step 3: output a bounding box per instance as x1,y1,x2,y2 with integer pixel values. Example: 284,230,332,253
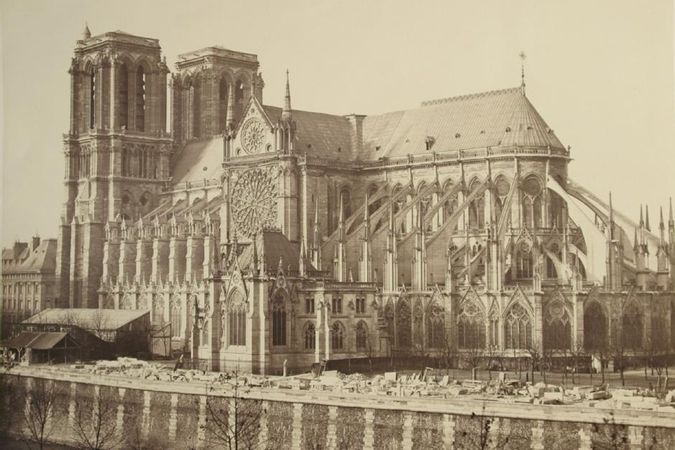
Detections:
443,334,456,377
567,343,585,385
462,347,483,381
456,403,528,450
88,309,111,340
484,345,499,381
202,370,267,450
525,344,542,384
611,332,627,387
22,378,62,450
0,373,16,442
71,387,121,450
591,412,629,450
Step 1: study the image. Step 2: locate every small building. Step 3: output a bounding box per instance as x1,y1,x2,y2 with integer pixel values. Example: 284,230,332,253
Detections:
3,331,80,364
15,308,152,359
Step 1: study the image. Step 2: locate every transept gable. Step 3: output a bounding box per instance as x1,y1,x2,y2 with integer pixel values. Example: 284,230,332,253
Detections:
429,284,445,306
231,96,275,156
458,286,485,316
504,285,534,317
545,289,572,324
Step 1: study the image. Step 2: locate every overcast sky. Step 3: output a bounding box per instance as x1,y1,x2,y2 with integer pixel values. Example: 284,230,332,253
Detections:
1,0,673,245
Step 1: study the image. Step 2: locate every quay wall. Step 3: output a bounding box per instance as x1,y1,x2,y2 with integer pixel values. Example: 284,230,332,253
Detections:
2,368,675,449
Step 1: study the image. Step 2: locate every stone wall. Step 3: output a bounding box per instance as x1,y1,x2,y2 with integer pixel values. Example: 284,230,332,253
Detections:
2,370,675,449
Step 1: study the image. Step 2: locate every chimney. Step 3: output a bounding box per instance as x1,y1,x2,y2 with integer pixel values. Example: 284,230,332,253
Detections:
32,235,41,251
13,241,27,259
345,114,366,157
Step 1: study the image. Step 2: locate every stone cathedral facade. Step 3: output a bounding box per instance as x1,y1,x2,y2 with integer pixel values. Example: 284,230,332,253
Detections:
57,27,675,374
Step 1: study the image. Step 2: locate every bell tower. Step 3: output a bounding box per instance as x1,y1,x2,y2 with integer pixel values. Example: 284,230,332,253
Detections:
171,46,262,143
56,27,172,308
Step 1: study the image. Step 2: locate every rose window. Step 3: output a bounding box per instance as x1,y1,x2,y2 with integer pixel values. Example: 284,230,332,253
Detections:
240,118,266,154
231,168,277,238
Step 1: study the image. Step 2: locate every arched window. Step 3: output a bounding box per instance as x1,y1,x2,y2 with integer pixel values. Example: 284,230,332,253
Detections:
443,196,458,230
549,191,564,229
504,303,532,349
340,188,352,220
356,321,369,350
384,302,395,339
152,297,164,326
89,68,96,128
272,296,287,346
468,180,484,230
234,79,245,119
457,300,486,349
135,66,146,132
494,177,510,222
402,193,413,234
331,321,345,351
515,247,533,279
584,302,607,350
304,322,315,350
488,309,499,347
170,297,181,338
543,300,571,350
413,303,424,346
331,296,342,314
192,76,201,138
546,256,558,279
521,177,542,229
355,297,366,314
367,185,380,215
426,309,445,349
200,321,209,345
118,63,129,129
228,291,246,346
622,302,643,350
651,315,668,352
219,77,229,132
396,300,412,347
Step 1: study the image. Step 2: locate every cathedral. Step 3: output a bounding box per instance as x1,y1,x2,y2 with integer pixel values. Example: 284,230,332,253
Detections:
57,27,675,374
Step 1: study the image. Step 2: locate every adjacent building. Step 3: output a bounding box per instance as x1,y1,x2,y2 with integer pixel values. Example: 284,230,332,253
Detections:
1,237,58,338
57,26,674,374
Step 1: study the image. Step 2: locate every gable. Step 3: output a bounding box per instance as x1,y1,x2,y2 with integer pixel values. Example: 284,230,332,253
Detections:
231,98,276,156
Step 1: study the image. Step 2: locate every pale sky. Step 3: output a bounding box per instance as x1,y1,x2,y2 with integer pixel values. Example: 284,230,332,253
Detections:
1,0,674,245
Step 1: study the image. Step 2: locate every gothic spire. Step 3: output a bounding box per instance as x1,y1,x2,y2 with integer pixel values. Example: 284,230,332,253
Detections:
608,192,614,240
633,227,639,252
519,51,527,95
226,81,235,132
251,233,259,275
299,239,306,277
337,194,345,242
83,23,91,40
362,189,370,238
281,70,292,122
645,204,651,232
669,197,674,228
639,205,644,228
658,205,667,248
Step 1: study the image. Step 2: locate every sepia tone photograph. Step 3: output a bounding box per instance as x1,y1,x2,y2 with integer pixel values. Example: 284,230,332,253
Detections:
1,0,674,448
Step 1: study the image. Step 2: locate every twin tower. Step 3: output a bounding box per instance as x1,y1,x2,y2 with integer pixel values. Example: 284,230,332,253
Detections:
56,27,264,308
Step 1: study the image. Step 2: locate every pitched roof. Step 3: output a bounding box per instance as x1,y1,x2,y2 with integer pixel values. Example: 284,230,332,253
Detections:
2,239,57,274
238,230,314,274
263,106,354,160
4,332,74,350
19,239,57,273
23,308,149,330
360,87,564,160
172,137,224,185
